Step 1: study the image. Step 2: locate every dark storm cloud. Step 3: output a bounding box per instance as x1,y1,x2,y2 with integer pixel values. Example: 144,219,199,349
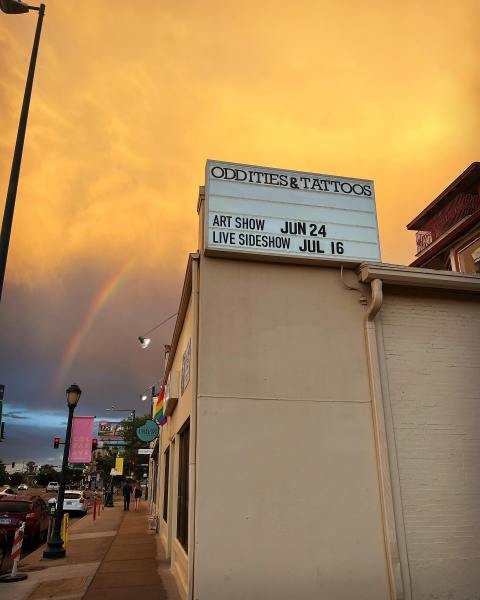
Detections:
3,412,30,420
0,260,182,463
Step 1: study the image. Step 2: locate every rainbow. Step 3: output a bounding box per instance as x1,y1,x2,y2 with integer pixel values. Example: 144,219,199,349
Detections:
52,261,132,393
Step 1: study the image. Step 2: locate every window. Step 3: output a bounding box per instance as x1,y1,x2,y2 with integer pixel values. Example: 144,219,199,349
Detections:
163,447,170,523
177,419,190,552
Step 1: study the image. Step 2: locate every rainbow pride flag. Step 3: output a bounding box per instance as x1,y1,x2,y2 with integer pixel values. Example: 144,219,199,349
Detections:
153,386,167,426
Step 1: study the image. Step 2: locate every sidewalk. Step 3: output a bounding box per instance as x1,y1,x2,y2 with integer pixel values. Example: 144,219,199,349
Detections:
83,503,180,600
0,500,180,600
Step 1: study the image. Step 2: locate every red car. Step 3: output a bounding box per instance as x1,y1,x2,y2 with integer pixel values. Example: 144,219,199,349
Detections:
0,495,48,546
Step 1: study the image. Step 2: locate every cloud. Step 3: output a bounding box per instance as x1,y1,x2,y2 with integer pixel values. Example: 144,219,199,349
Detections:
0,0,479,463
3,412,30,420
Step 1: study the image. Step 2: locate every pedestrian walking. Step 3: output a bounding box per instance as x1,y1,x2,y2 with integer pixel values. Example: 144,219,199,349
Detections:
122,481,132,511
134,482,142,510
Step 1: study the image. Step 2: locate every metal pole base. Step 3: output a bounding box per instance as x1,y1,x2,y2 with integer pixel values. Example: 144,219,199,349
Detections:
104,490,114,507
42,540,65,560
0,574,28,583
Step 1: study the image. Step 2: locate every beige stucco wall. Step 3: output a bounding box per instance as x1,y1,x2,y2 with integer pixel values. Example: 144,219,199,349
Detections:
194,257,390,600
378,289,480,600
158,296,194,600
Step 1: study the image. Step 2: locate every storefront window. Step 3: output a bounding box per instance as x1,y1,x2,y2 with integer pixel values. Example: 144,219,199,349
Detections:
177,419,190,552
163,447,169,522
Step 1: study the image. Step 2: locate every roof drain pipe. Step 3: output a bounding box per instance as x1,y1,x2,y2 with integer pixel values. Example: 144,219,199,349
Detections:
364,278,405,600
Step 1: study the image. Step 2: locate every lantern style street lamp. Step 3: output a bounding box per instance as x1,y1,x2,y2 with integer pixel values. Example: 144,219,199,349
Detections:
43,384,82,559
0,1,45,303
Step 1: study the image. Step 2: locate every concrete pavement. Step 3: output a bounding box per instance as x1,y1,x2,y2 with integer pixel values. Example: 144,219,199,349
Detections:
84,504,180,600
0,499,180,600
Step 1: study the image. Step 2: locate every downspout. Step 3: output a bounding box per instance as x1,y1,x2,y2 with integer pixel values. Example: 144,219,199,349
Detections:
364,279,405,600
188,255,200,600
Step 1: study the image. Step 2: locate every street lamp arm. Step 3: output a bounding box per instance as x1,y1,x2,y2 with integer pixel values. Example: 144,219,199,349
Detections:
140,312,178,337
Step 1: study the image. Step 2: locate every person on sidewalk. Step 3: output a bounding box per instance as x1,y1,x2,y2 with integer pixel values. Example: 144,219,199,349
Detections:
122,481,132,511
134,482,142,510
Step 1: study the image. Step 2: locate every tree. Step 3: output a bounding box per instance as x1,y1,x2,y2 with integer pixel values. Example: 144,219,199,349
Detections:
94,449,116,490
65,467,85,487
0,462,8,486
36,465,60,487
9,472,25,487
120,414,151,479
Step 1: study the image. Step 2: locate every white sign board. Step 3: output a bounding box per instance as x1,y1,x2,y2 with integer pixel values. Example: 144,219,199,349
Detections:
205,160,380,263
138,448,154,455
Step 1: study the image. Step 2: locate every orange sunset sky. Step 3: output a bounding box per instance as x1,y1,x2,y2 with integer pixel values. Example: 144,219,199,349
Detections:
0,0,479,461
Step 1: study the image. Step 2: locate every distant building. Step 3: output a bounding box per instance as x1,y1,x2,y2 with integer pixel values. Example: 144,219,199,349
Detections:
408,162,480,272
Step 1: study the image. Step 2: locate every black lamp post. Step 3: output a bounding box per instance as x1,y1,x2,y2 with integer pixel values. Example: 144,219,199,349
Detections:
0,0,45,303
43,384,82,559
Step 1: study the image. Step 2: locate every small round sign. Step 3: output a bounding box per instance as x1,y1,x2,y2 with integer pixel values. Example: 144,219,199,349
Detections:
136,419,159,443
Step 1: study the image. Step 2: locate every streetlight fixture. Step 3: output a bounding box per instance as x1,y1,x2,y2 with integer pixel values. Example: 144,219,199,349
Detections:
140,385,157,403
0,1,45,303
43,384,81,559
137,312,177,348
0,0,29,13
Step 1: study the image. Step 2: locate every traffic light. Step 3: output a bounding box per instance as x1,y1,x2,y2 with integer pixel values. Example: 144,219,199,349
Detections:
53,437,60,449
91,438,97,451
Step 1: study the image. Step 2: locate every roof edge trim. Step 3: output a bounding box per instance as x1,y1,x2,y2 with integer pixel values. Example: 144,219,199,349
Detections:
357,262,480,292
162,253,199,388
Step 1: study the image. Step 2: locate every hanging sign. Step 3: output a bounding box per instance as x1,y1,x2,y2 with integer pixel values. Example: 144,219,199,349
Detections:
136,419,159,443
205,160,380,264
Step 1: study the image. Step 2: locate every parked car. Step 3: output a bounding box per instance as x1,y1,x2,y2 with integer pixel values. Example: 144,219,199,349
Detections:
46,482,59,493
0,486,16,497
0,528,7,570
47,490,88,515
0,495,48,546
18,484,28,491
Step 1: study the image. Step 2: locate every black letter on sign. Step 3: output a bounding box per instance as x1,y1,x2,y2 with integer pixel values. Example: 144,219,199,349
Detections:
211,166,224,179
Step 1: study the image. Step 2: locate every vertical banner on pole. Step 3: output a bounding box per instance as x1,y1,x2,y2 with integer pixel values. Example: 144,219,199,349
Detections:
115,457,124,475
69,417,95,463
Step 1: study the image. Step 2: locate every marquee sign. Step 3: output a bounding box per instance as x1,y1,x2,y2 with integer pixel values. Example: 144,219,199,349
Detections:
205,160,380,264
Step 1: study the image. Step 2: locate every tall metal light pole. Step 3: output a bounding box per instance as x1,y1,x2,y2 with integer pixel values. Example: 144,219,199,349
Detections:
43,384,82,560
0,0,45,303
